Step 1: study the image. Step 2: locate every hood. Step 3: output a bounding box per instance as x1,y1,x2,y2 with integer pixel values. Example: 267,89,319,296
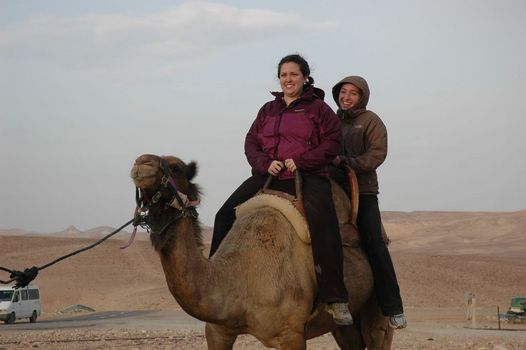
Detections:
332,76,370,110
312,86,326,100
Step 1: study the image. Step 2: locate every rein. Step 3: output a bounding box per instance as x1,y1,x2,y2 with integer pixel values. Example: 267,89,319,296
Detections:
0,218,134,289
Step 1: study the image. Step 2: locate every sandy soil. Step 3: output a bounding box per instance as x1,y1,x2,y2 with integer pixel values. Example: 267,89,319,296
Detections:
1,210,525,349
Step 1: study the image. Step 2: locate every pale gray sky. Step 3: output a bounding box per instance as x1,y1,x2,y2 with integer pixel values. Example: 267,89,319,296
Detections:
1,0,525,232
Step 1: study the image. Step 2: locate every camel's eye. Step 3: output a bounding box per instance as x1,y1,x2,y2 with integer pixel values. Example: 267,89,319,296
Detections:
170,164,182,173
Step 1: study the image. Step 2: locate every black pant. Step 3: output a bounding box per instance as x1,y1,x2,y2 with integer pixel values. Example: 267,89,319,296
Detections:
210,174,348,303
358,195,404,316
328,165,403,315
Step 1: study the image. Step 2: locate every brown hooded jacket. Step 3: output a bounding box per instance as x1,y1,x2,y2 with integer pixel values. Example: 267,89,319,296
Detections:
332,76,387,195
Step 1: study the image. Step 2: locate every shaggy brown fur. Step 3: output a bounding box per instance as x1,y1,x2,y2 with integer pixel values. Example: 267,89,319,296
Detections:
130,154,393,350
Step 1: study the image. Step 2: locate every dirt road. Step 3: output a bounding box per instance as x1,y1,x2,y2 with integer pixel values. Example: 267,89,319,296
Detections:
1,307,525,349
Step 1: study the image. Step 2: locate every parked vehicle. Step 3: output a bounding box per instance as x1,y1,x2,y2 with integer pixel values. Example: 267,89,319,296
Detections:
0,285,41,324
503,296,526,324
508,296,526,314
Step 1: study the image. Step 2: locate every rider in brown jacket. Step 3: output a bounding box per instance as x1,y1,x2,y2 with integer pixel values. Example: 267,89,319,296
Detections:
329,75,407,329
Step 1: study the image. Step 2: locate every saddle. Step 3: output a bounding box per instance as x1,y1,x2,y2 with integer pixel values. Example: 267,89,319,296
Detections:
236,172,311,244
235,170,359,245
236,168,390,245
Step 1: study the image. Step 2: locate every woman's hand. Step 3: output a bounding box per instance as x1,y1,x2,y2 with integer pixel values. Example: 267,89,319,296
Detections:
284,159,297,173
268,160,284,176
332,155,343,166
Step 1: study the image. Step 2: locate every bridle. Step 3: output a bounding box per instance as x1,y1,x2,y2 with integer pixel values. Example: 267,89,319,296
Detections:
123,159,199,249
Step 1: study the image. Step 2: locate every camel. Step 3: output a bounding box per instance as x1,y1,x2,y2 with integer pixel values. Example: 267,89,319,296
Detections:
130,154,393,350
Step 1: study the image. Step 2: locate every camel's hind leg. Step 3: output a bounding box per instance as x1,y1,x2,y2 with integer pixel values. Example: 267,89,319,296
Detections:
359,297,394,350
331,324,365,350
205,323,237,350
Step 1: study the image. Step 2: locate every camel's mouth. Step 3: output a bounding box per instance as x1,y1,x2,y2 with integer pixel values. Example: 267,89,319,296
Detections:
130,161,159,189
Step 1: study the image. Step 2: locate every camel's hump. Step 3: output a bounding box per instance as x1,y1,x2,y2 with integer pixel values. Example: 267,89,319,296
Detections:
236,193,311,244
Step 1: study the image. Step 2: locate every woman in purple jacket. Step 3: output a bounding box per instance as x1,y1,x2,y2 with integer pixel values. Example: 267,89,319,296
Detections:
209,54,352,325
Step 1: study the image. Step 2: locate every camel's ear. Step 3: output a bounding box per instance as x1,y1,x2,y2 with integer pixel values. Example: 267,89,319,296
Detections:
186,161,197,180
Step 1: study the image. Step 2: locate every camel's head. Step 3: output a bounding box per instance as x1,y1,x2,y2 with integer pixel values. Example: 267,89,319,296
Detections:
130,154,202,254
130,154,199,216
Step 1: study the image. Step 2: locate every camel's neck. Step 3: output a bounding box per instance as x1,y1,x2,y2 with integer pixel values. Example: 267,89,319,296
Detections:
157,218,220,322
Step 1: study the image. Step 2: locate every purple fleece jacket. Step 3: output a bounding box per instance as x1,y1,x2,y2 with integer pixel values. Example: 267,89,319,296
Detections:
244,85,342,179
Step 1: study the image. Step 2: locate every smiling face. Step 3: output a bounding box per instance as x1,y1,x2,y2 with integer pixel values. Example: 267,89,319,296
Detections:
279,62,306,104
338,83,362,110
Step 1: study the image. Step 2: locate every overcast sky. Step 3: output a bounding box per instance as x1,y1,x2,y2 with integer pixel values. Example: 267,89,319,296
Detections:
1,0,525,233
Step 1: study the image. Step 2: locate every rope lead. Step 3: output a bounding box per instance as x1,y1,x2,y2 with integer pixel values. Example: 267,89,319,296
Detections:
0,218,134,289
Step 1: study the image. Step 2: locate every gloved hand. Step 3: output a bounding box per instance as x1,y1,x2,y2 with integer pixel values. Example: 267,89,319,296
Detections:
10,266,39,289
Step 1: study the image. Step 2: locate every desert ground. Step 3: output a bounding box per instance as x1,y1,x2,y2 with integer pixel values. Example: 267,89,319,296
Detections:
1,210,525,349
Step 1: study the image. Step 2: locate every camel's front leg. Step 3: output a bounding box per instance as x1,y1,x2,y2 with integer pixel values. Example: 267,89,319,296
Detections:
277,333,306,350
205,323,237,350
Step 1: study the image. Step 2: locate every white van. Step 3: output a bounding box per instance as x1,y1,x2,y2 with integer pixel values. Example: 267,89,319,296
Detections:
0,285,41,324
